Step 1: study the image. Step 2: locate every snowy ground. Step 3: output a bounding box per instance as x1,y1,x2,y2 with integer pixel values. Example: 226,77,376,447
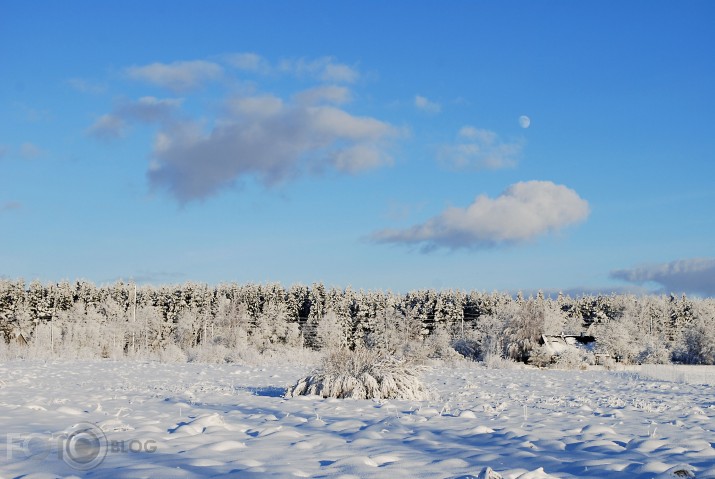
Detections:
1,359,714,479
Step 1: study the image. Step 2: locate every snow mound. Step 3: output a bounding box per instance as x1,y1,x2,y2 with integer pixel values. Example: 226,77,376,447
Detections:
285,348,431,400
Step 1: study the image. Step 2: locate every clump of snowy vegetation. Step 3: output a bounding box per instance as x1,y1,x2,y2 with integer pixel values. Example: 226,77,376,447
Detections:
285,348,431,400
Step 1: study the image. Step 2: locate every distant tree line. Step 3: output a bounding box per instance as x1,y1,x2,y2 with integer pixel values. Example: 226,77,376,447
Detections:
0,279,713,365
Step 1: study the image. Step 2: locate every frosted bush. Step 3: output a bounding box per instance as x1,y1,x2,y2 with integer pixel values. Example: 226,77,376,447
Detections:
637,336,671,364
422,327,463,361
261,345,322,367
483,354,522,370
187,344,235,364
678,315,715,364
527,345,554,368
554,348,594,370
159,343,188,363
285,348,431,400
0,339,7,360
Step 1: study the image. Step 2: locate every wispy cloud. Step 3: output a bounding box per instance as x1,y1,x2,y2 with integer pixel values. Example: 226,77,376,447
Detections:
223,52,360,83
67,78,106,94
611,258,715,297
224,52,271,73
125,60,223,92
414,95,441,113
372,180,590,251
19,142,44,159
87,114,127,140
293,85,352,106
438,126,522,170
87,97,183,141
117,96,183,122
0,201,22,212
148,90,398,202
277,56,359,83
14,102,52,122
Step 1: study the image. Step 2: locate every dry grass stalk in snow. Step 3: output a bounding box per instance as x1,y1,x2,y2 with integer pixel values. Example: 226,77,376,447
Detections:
285,348,431,400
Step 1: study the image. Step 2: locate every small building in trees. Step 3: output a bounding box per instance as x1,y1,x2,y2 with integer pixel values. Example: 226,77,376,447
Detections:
540,333,596,357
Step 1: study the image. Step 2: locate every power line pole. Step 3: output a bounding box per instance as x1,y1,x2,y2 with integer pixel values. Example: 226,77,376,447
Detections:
132,282,137,353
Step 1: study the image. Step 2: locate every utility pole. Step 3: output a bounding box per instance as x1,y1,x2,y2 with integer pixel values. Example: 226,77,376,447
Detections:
132,283,137,353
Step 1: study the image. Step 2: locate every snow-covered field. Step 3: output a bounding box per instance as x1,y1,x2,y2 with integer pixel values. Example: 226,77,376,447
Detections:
1,359,714,479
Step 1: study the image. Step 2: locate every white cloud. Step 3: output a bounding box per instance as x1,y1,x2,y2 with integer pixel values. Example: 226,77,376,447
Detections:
87,114,127,140
611,258,715,297
19,142,43,159
224,52,270,73
321,62,359,83
414,95,441,113
223,53,359,83
439,126,522,170
117,96,183,122
278,57,359,83
125,60,223,92
293,85,352,106
458,126,494,142
330,144,392,174
87,97,182,141
148,90,397,202
372,181,590,250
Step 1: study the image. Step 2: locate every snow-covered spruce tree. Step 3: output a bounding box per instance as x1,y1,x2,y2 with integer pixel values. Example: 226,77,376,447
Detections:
251,299,301,351
0,280,28,343
285,347,431,400
304,282,327,348
324,287,355,348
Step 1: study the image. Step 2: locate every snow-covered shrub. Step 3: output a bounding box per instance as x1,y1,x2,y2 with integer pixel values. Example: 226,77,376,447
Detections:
637,335,671,364
187,343,239,363
483,353,521,370
159,343,187,363
554,347,594,370
421,326,463,361
285,348,431,400
677,315,715,365
261,345,322,367
527,345,554,368
0,339,28,360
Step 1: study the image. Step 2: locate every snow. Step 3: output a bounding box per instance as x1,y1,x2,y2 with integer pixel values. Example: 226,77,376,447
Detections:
1,359,714,478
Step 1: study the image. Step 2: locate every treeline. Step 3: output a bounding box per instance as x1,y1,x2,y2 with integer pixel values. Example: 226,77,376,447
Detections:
0,279,713,365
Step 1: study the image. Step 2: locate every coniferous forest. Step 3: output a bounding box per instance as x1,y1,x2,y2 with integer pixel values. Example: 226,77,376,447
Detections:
1,279,714,366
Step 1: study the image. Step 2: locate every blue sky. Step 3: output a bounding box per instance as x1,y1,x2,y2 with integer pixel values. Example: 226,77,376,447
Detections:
1,1,714,296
